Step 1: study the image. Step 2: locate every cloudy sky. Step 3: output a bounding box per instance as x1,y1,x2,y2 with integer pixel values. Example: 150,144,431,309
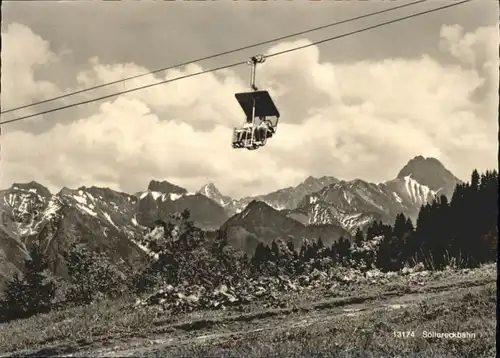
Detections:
1,0,498,199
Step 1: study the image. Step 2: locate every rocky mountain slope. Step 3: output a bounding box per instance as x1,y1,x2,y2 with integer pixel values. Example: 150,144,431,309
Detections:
199,156,461,235
0,184,149,284
396,155,462,199
0,156,461,285
201,176,339,216
0,179,229,287
220,200,349,253
286,157,461,234
289,176,436,234
136,181,228,231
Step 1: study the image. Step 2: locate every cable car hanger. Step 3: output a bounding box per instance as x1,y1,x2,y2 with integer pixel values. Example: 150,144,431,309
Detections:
232,55,280,151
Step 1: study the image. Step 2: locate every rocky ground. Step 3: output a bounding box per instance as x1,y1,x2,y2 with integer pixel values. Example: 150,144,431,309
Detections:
0,262,496,358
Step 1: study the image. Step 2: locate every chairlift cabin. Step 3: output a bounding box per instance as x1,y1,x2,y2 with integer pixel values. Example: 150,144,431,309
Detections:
232,55,280,150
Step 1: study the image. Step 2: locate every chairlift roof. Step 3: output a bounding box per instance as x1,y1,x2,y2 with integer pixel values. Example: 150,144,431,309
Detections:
235,90,280,119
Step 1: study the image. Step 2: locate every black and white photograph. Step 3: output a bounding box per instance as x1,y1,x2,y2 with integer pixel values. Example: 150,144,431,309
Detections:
0,0,498,356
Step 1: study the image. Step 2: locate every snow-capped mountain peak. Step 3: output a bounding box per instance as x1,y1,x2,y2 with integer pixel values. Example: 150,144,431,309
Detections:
289,158,459,235
197,183,232,207
199,183,222,199
397,156,461,197
199,183,219,196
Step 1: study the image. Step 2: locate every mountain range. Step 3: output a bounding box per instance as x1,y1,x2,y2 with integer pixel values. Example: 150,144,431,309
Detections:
0,155,462,286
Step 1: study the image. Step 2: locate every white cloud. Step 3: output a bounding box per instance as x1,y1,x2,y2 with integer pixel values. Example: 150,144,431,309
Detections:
76,58,248,130
440,24,499,101
2,24,498,197
1,23,61,112
440,24,498,68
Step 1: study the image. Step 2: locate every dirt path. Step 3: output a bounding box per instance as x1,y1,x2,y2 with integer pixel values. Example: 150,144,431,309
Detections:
67,280,491,358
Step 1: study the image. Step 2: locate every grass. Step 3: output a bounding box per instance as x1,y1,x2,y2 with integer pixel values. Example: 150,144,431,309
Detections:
0,263,496,357
150,283,496,358
0,296,161,354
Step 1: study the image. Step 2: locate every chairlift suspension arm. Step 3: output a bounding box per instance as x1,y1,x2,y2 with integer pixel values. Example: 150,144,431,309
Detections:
250,63,257,92
246,55,265,127
250,98,256,143
247,55,266,92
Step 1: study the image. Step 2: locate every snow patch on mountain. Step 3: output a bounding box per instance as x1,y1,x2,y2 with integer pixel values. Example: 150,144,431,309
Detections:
337,213,374,232
169,193,183,201
403,175,435,205
77,204,98,217
197,183,232,207
103,212,118,229
73,194,87,206
392,192,403,204
199,183,218,198
265,201,287,211
131,216,139,226
131,237,158,260
151,191,162,201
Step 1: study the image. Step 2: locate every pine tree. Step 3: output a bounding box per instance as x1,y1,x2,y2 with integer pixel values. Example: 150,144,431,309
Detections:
23,244,55,315
474,170,498,263
316,237,326,258
332,237,351,264
299,241,309,262
376,235,391,271
471,169,480,192
0,273,27,321
317,237,325,250
252,243,266,268
0,244,55,322
354,229,365,246
286,237,295,254
393,213,407,240
213,230,229,255
271,240,280,262
404,217,414,233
